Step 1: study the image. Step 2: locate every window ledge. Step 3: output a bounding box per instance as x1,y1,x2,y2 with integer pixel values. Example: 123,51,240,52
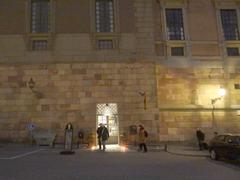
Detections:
25,33,54,51
224,40,240,45
92,32,120,38
92,33,120,50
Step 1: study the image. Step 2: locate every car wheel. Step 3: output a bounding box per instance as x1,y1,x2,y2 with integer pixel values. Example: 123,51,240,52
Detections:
210,149,218,160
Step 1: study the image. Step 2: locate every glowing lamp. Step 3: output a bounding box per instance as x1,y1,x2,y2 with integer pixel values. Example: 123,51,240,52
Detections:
218,87,226,97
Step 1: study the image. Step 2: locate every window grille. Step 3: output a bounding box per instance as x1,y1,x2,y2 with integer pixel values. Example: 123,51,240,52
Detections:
166,9,185,40
32,40,48,50
97,103,118,115
96,0,114,33
171,47,184,56
98,40,113,49
220,9,240,40
31,0,50,33
227,47,239,56
234,84,240,89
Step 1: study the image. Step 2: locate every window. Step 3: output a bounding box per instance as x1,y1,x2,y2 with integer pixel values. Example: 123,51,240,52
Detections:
32,40,48,51
233,136,240,144
98,40,113,49
216,135,226,142
93,0,119,50
31,0,50,33
165,9,185,40
171,47,184,56
220,9,240,40
227,47,239,56
95,0,114,33
234,84,240,89
27,0,53,51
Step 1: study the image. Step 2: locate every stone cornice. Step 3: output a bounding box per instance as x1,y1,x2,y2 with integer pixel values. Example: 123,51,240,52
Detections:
213,0,240,8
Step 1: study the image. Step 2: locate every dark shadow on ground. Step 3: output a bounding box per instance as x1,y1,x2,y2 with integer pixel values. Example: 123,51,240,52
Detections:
206,157,240,170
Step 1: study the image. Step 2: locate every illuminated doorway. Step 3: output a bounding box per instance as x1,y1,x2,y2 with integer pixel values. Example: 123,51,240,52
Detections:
96,103,119,144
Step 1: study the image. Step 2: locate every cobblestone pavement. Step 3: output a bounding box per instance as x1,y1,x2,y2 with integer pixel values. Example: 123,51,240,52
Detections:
0,145,239,180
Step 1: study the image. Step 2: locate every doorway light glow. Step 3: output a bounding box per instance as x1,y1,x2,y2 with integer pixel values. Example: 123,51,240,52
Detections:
120,145,127,152
91,146,96,151
104,105,112,116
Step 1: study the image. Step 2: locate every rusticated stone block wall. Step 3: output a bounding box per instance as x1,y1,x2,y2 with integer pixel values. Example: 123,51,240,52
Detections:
1,63,240,143
156,65,240,142
0,62,158,143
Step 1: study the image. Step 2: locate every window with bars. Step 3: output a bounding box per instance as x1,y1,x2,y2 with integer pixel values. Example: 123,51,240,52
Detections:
220,9,240,40
98,40,113,49
171,47,184,56
165,8,185,40
32,40,48,51
234,84,240,89
227,47,239,56
95,0,114,33
31,0,50,33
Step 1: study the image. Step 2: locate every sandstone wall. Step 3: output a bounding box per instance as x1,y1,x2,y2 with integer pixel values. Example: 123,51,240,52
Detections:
156,65,240,142
0,62,158,143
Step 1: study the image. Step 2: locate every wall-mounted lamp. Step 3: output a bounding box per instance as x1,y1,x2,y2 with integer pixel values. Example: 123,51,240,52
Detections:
218,87,226,97
104,103,111,116
211,87,226,106
27,78,43,99
138,91,145,96
28,78,35,90
211,86,226,129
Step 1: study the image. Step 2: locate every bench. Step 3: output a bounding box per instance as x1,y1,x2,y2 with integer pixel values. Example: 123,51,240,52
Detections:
33,131,56,146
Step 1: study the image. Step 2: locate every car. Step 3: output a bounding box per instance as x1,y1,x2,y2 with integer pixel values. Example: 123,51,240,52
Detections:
208,134,240,160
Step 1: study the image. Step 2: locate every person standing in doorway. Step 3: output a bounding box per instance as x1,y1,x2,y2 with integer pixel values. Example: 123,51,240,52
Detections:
101,124,109,151
138,125,148,153
97,123,109,151
97,123,103,150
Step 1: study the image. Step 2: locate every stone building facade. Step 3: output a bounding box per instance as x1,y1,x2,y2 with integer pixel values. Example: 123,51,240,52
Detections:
0,0,240,144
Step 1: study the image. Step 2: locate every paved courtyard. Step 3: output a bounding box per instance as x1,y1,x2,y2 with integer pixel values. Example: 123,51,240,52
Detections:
0,145,239,180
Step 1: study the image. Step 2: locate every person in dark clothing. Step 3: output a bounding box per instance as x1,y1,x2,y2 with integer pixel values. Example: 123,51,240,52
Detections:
196,128,205,150
96,123,109,151
101,124,109,151
138,125,148,153
97,124,103,150
77,131,84,148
